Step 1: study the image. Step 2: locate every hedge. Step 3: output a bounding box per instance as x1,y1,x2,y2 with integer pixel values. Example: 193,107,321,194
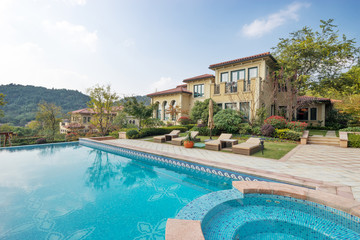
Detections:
124,126,188,139
274,129,302,141
348,134,360,148
340,127,360,132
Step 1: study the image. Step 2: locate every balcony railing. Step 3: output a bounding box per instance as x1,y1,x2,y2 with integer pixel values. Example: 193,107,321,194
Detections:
214,84,220,94
225,82,237,93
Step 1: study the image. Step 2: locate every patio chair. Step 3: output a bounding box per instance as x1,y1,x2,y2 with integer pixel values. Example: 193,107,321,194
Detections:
205,133,233,151
171,131,200,146
232,137,262,155
153,130,180,143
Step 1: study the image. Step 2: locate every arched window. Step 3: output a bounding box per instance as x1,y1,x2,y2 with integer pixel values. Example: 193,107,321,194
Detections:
155,102,161,120
170,100,176,121
163,101,168,120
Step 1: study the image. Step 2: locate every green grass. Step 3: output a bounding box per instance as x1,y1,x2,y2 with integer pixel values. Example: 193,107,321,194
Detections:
252,142,298,159
143,133,297,160
308,129,327,136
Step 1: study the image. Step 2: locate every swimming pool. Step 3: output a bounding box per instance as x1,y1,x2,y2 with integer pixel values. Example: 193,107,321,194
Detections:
0,142,270,240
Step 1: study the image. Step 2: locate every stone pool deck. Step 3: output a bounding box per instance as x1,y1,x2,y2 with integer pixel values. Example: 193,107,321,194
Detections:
97,139,360,202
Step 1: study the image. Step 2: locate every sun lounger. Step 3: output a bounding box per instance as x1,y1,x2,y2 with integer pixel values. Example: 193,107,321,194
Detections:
153,130,180,143
232,137,262,155
171,131,199,146
205,133,233,151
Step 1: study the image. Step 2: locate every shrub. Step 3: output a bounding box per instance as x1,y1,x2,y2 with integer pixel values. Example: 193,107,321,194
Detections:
109,130,119,138
325,109,351,130
166,121,173,127
178,116,192,125
261,124,275,137
340,127,360,132
142,118,165,128
190,126,220,136
239,123,252,135
348,134,360,148
197,123,205,128
36,138,47,144
252,126,261,135
264,116,287,129
183,124,196,130
275,129,301,141
213,109,242,133
286,121,308,132
126,129,139,139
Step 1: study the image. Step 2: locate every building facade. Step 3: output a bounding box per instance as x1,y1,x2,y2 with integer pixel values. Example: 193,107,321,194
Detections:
147,52,330,126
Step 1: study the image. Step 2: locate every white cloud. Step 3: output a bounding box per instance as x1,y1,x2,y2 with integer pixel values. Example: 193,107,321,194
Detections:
0,42,89,91
59,0,87,6
242,2,310,38
43,20,98,52
150,77,175,92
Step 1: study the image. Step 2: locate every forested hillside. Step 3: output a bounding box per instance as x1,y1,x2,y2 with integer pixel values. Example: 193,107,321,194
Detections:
0,84,91,126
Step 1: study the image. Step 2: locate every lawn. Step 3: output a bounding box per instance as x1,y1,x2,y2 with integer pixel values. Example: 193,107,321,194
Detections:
308,129,327,136
143,133,297,160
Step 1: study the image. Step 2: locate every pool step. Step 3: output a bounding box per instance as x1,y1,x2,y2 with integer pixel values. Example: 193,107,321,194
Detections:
308,136,340,146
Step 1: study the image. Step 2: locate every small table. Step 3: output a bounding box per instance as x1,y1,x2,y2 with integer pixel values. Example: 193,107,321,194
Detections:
165,134,178,141
220,139,238,149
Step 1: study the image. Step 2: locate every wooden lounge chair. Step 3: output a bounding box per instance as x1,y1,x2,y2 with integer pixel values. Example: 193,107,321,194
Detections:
232,137,262,155
153,130,180,143
205,133,233,151
171,131,199,146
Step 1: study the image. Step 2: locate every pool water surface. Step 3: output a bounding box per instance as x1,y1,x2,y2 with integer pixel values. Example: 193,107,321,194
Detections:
0,142,233,240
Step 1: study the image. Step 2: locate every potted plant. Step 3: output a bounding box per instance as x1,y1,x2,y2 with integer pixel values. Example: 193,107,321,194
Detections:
183,132,194,148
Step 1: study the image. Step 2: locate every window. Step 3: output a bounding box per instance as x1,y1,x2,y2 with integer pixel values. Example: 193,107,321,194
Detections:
310,108,317,120
271,104,276,116
83,117,86,124
297,108,309,120
217,103,223,109
220,72,229,82
248,67,258,79
240,102,250,120
87,117,91,123
194,84,204,98
231,69,245,81
225,103,237,110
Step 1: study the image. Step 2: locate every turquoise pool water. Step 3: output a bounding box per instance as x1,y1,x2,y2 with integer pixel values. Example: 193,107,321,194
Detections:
0,142,234,240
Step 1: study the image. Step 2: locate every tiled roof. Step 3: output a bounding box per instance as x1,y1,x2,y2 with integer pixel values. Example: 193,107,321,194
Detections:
297,96,331,103
147,85,192,97
183,74,215,83
70,106,122,114
209,52,276,69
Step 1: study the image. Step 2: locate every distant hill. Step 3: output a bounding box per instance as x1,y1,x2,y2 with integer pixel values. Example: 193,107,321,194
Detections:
0,84,91,126
119,95,151,105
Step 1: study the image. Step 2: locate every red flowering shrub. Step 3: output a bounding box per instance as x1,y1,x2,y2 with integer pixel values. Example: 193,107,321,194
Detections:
66,132,79,141
264,116,287,129
286,121,308,132
178,116,192,125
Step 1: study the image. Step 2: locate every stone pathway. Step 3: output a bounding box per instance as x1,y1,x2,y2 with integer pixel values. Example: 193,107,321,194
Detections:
100,139,360,201
325,130,337,137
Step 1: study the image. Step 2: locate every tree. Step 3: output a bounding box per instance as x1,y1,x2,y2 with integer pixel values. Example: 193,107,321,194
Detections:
36,102,62,141
122,97,153,130
190,99,220,125
213,109,242,133
335,94,360,125
272,19,359,95
87,85,119,136
0,93,6,117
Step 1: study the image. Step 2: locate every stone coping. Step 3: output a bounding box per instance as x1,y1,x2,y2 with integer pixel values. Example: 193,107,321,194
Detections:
81,138,355,199
165,181,360,240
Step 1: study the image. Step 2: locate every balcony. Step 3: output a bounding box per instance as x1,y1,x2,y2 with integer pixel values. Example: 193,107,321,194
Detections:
225,82,237,93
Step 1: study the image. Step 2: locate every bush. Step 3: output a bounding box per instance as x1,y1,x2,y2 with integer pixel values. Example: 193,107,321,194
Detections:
126,129,139,139
261,124,275,137
348,134,360,148
264,116,287,129
286,121,307,132
325,109,351,130
109,130,119,138
340,127,360,132
183,124,196,130
252,126,261,135
274,129,302,141
142,118,165,128
65,132,79,141
190,126,219,136
36,138,47,144
178,116,192,125
239,123,252,135
213,109,242,133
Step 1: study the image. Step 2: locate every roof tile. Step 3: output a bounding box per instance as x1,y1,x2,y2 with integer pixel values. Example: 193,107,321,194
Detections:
209,52,276,69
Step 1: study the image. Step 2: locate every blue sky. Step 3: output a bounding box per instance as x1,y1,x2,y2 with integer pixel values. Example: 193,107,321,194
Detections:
1,0,359,96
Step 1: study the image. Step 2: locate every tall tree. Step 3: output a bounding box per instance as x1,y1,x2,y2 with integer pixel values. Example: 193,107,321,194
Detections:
0,93,6,117
272,19,359,95
122,97,153,130
87,85,119,136
36,102,62,141
190,99,220,125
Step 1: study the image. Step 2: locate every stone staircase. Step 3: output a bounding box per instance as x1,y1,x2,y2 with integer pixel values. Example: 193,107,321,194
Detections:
307,136,340,146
